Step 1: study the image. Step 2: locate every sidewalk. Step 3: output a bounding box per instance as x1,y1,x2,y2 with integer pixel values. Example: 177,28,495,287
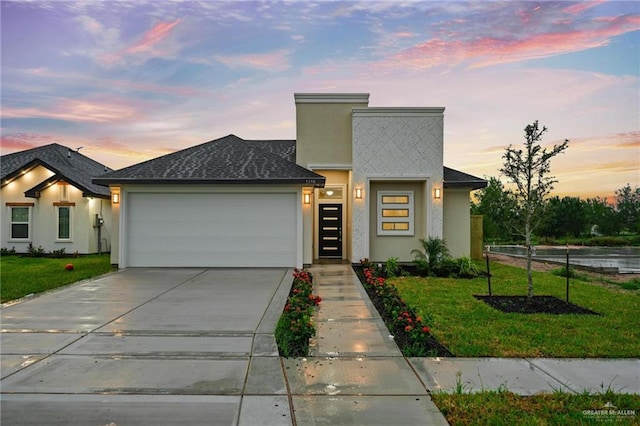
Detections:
291,263,640,424
288,263,449,425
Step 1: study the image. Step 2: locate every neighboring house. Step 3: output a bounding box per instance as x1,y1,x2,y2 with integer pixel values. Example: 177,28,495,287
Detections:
1,144,113,255
94,93,487,268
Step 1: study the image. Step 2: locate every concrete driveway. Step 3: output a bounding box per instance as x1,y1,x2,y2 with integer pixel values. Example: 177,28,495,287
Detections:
1,268,293,425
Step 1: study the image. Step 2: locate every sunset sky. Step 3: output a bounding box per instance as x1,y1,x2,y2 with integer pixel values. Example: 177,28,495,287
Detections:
1,1,638,201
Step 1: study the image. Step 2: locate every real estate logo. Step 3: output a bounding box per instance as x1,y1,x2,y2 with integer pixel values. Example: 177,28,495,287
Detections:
582,402,636,423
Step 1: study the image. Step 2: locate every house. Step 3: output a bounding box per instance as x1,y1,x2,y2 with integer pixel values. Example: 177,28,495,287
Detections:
94,93,487,268
1,144,113,255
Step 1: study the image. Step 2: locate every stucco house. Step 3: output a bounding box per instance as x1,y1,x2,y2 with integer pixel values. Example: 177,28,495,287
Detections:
94,93,486,268
1,144,113,254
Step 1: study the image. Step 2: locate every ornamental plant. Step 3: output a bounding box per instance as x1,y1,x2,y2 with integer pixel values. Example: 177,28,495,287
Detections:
275,268,321,357
358,262,451,357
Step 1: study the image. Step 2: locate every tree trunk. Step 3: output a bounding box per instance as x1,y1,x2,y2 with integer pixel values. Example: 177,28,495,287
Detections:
525,224,533,300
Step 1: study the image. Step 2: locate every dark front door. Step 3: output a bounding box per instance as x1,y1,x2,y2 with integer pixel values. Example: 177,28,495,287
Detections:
319,203,343,258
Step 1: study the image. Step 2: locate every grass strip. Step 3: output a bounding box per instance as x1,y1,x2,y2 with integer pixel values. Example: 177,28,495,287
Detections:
432,390,640,426
1,254,113,303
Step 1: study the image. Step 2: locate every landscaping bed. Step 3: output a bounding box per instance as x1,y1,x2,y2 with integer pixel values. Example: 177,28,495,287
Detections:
275,268,321,357
474,295,601,315
353,264,453,357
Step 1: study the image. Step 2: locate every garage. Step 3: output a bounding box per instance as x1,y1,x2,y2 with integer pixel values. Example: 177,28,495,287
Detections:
124,192,298,267
92,135,325,268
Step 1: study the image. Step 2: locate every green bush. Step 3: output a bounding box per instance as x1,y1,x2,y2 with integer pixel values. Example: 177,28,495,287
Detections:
275,269,321,357
26,243,46,257
49,248,67,258
0,247,16,256
385,256,400,278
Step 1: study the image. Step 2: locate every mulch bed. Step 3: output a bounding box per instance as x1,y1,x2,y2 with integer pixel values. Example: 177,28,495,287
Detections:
474,295,601,315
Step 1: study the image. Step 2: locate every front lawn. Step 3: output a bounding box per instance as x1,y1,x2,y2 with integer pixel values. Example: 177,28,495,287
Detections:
392,262,640,358
432,390,640,426
1,254,114,303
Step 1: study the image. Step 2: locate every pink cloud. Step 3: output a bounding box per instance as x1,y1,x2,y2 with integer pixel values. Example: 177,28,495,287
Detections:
125,19,181,55
382,14,640,70
0,133,57,154
215,50,291,72
96,19,181,67
2,97,146,124
563,1,606,16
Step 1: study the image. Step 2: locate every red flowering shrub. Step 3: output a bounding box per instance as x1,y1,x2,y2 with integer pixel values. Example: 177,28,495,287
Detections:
275,268,321,357
357,263,452,357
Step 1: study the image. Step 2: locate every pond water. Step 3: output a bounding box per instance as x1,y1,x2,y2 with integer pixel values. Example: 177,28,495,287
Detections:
488,245,640,274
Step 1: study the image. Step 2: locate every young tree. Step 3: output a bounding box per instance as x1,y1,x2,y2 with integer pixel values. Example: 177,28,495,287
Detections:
500,120,569,300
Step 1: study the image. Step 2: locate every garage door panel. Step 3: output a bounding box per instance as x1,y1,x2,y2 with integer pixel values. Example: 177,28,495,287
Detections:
126,192,297,267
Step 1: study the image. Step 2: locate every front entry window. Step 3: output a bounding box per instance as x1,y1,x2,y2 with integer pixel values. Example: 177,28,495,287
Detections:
378,191,414,236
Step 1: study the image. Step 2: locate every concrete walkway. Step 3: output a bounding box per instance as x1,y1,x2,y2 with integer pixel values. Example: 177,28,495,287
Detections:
1,265,638,425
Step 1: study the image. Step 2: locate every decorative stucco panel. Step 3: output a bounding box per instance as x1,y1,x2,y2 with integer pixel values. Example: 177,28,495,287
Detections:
352,109,444,261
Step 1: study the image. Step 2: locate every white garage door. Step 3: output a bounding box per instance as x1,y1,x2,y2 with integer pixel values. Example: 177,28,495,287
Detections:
125,192,298,267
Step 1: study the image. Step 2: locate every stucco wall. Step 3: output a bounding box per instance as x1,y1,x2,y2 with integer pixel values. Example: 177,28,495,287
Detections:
1,165,111,254
443,188,471,258
294,93,368,168
352,108,445,262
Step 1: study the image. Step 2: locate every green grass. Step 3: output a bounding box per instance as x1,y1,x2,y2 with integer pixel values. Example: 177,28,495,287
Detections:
432,390,640,426
392,262,640,357
1,254,114,303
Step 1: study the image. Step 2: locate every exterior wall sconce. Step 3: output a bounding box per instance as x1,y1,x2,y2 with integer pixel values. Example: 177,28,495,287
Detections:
434,188,441,199
112,192,120,204
355,187,363,199
303,193,311,204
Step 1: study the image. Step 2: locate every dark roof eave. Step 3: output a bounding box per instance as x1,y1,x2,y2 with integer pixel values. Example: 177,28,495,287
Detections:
444,181,488,190
93,177,326,187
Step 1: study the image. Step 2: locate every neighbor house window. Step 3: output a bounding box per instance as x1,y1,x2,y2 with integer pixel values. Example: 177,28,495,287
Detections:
57,206,72,240
377,191,414,236
10,206,30,240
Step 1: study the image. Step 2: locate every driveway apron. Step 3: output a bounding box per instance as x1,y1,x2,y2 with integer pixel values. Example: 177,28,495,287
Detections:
1,267,293,426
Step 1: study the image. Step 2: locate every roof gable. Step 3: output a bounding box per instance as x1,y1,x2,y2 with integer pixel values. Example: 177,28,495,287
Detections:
93,135,324,186
1,144,112,198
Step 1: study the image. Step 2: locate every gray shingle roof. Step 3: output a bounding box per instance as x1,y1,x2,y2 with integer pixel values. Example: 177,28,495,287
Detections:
244,139,296,162
443,166,487,190
1,143,112,198
93,135,325,187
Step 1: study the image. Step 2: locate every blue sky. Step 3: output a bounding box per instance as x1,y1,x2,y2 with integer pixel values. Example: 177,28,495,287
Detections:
1,1,638,200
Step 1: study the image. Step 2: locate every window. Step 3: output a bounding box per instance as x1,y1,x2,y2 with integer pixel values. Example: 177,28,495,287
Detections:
10,207,30,240
57,206,71,240
378,191,414,236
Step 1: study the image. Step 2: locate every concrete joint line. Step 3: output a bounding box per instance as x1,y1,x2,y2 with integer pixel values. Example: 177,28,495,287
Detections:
279,356,298,426
524,358,578,393
0,269,215,381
